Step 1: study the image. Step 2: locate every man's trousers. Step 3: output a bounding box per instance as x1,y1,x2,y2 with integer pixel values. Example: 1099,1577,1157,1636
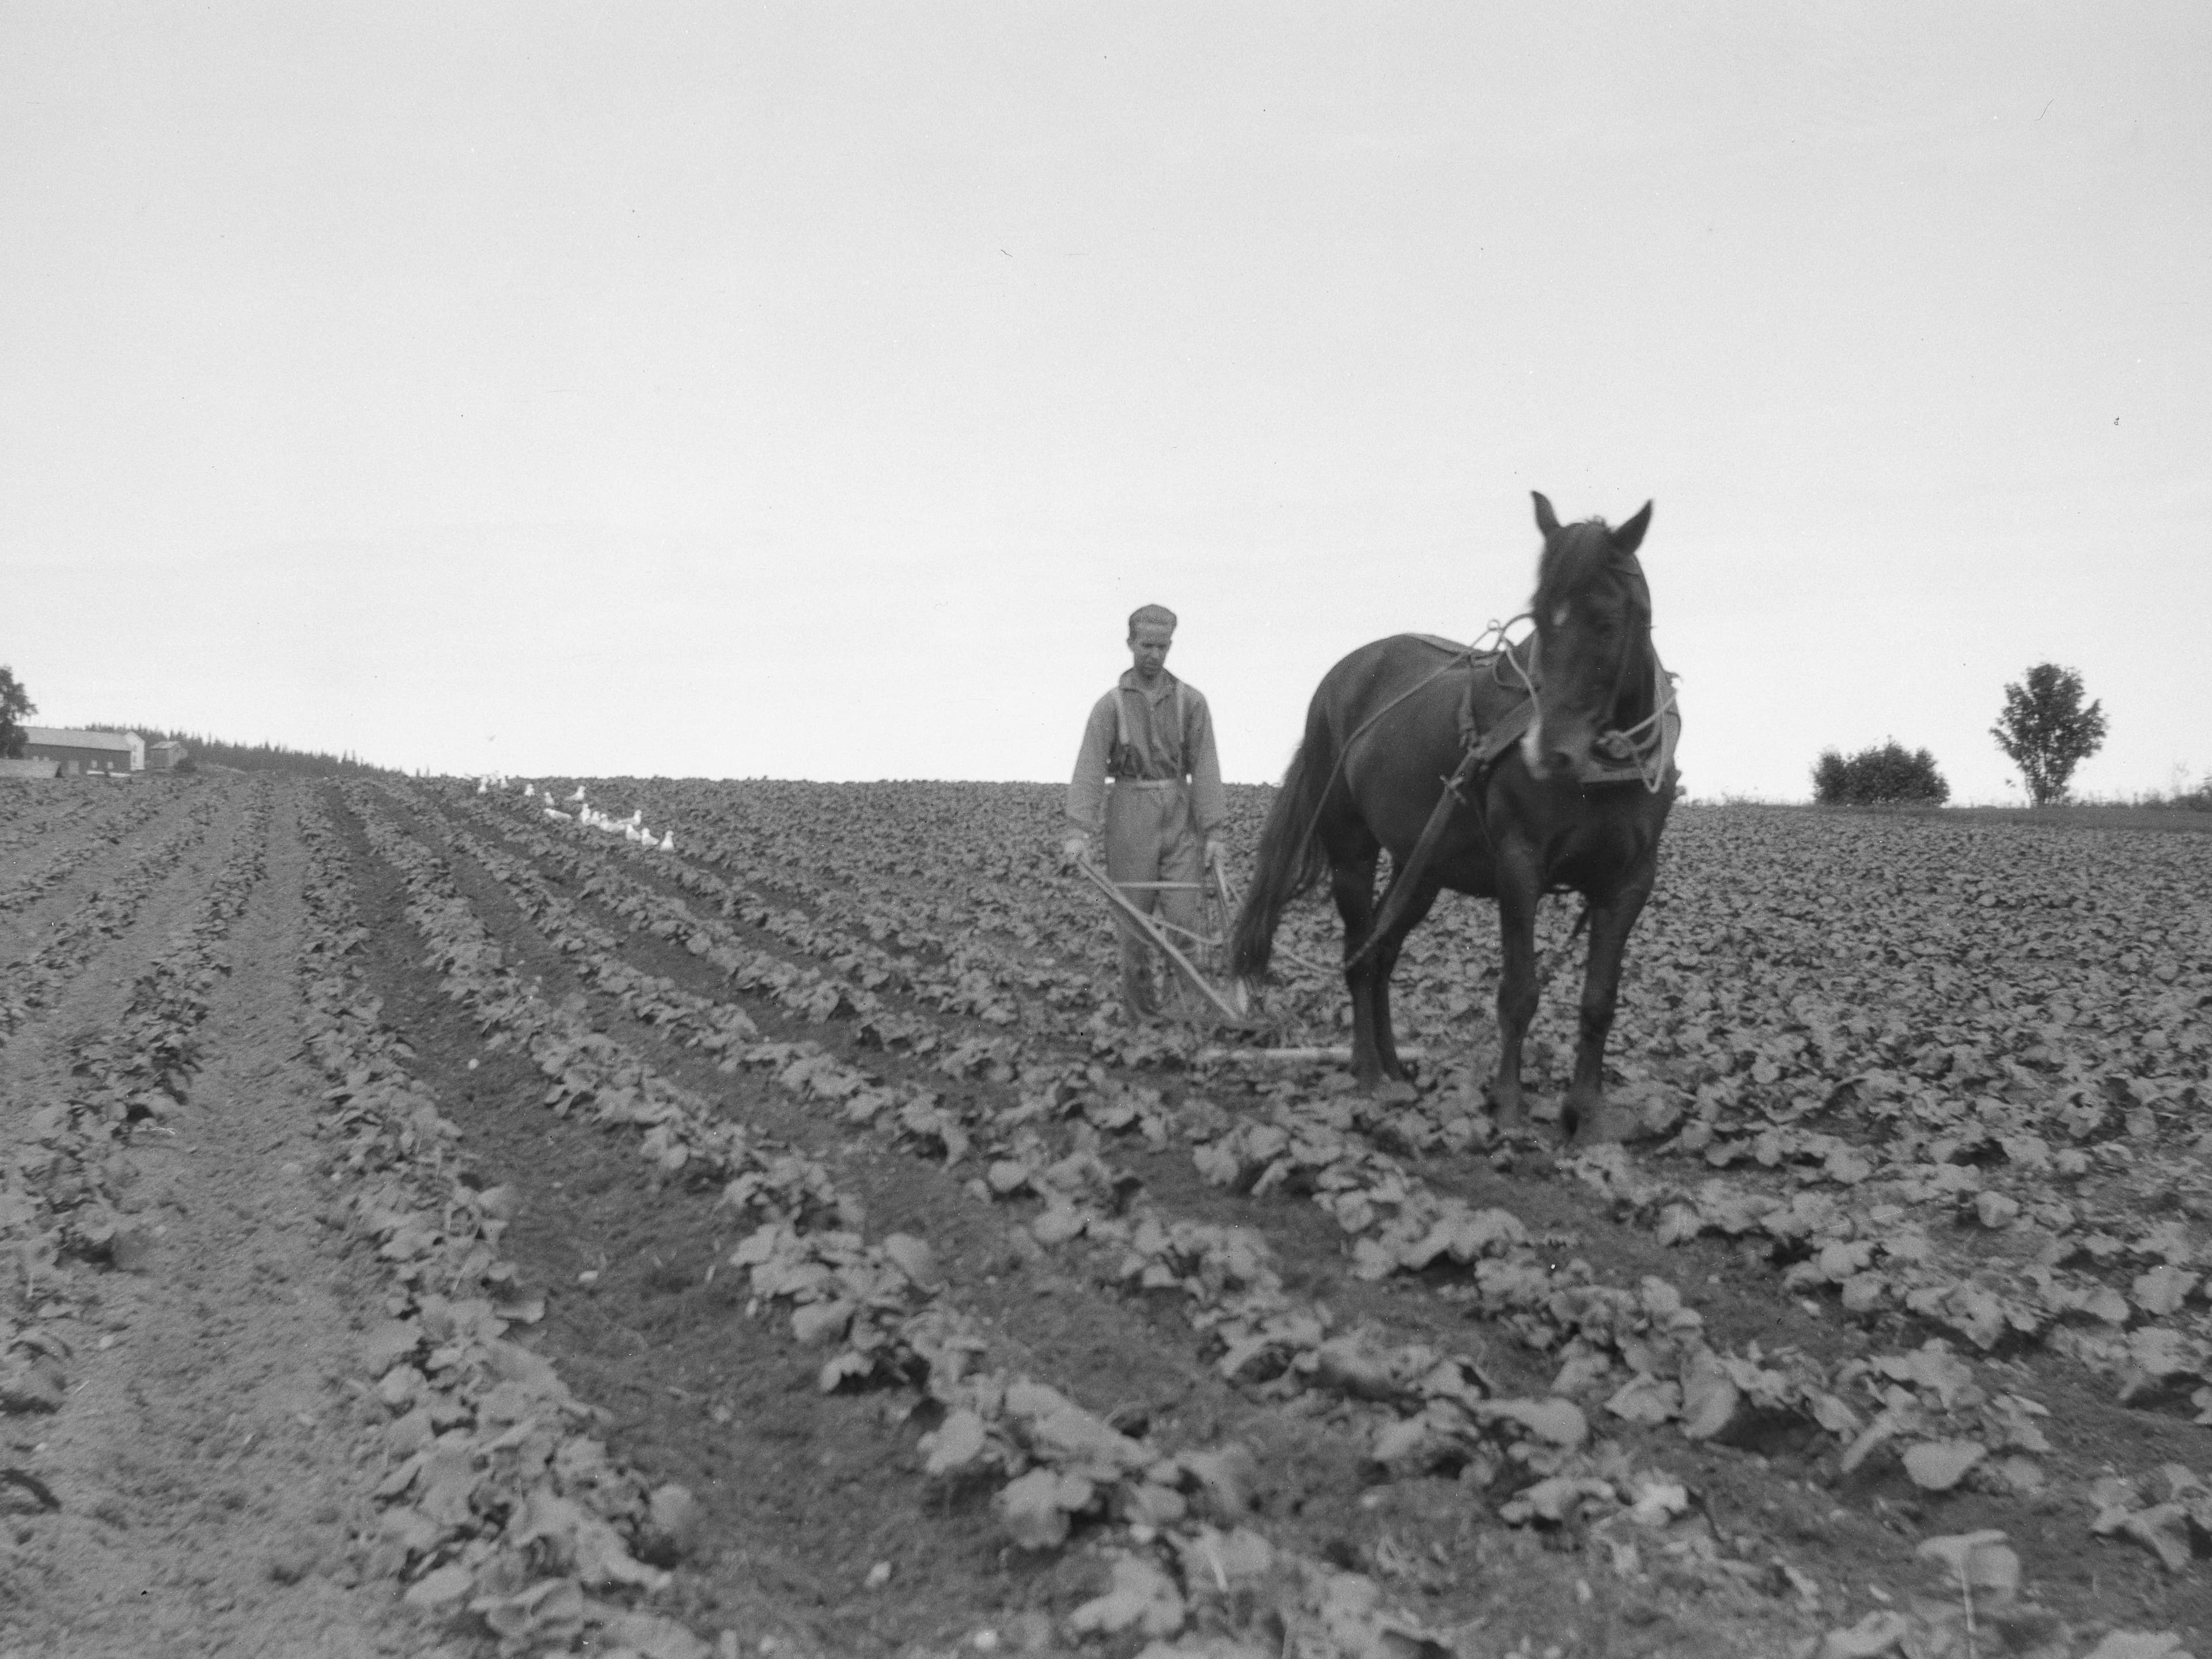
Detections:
1103,779,1206,1018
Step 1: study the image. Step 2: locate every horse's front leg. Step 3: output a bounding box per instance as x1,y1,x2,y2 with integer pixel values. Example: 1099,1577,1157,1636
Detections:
1488,855,1541,1130
1561,869,1657,1146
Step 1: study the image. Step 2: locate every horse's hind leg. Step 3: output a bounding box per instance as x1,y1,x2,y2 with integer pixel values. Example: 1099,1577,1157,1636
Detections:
1369,878,1441,1084
1327,840,1386,1084
1562,870,1657,1146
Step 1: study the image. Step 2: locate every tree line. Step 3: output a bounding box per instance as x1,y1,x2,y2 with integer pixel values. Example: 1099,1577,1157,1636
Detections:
104,727,399,778
0,666,392,777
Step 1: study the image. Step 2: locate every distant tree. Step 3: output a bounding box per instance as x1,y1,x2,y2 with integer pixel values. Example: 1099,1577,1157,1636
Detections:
0,666,34,758
1812,741,1950,806
1992,664,2107,806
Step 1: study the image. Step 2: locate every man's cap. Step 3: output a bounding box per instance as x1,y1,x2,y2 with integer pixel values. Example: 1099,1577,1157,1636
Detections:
1128,603,1177,635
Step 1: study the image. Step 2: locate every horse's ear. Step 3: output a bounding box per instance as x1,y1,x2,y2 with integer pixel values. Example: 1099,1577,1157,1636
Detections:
1612,501,1653,555
1532,492,1560,537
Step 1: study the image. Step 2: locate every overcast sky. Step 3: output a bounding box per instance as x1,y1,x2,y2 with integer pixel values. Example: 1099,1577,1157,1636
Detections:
5,5,2207,802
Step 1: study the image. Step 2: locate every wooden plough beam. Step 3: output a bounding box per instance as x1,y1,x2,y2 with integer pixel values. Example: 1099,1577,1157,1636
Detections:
1073,859,1251,1024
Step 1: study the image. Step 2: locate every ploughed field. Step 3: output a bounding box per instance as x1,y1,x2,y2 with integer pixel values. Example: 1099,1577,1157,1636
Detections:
1,776,2209,1659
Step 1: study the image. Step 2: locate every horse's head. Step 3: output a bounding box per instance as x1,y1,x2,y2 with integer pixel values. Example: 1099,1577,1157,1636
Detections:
1520,491,1654,783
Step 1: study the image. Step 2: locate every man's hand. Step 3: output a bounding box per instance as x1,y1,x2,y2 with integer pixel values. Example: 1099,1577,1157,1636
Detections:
1203,837,1226,871
1060,834,1092,868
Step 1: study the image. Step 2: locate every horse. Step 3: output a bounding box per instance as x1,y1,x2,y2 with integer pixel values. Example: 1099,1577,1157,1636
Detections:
1229,493,1677,1146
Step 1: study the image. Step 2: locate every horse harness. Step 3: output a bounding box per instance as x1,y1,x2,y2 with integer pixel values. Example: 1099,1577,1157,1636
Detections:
1342,630,1680,968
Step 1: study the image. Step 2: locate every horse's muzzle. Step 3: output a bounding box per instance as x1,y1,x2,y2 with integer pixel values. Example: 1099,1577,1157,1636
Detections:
1521,713,1592,782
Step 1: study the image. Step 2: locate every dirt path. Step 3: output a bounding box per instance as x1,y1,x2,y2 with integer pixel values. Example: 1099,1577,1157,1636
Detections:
0,783,460,1659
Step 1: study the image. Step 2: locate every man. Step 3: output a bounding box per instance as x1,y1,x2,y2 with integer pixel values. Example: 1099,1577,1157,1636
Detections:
1065,604,1226,1020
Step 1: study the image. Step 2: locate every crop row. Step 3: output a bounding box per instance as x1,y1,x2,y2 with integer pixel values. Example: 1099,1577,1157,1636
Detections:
291,787,743,1658
466,783,1192,1078
0,782,270,1418
568,780,2212,1425
424,783,2065,1559
0,785,176,915
0,779,108,847
576,781,2211,1128
464,784,2039,1396
349,783,1472,1655
0,788,233,1045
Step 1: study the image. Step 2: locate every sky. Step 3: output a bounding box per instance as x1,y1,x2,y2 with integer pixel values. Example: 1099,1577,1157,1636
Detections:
5,4,2208,802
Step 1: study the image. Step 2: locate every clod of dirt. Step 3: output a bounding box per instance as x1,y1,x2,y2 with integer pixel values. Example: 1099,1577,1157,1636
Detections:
641,1482,703,1563
1067,1553,1184,1638
265,1541,321,1584
0,1351,65,1414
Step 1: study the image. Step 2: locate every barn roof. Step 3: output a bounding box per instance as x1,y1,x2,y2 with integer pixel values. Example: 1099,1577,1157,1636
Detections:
23,726,137,752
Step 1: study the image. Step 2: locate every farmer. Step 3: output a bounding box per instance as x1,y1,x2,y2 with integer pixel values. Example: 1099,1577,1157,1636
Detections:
1064,604,1227,1020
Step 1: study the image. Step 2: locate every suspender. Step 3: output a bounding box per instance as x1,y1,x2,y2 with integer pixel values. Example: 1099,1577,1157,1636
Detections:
1112,679,1185,779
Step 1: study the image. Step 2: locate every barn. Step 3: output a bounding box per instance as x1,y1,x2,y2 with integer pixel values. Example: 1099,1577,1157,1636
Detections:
20,727,141,776
149,740,187,771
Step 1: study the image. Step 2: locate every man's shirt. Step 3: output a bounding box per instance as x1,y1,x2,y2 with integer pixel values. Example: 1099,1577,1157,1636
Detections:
1067,668,1225,836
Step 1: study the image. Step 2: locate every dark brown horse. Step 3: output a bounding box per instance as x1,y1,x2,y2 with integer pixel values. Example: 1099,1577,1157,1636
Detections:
1229,493,1677,1145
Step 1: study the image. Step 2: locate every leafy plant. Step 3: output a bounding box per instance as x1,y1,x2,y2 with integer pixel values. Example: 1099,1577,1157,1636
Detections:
1812,741,1950,806
1993,663,2108,805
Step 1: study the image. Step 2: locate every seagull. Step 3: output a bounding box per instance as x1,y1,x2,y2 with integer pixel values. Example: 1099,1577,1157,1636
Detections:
659,831,675,852
570,784,586,802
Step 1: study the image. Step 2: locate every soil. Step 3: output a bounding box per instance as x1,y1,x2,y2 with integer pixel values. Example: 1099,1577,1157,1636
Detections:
1,781,461,1658
2,774,2206,1659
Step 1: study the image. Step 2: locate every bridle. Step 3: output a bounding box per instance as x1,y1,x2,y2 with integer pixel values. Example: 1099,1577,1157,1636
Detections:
1539,553,1675,795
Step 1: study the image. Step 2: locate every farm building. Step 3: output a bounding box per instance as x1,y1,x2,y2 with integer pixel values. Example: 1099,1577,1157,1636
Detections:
149,740,187,771
20,727,142,776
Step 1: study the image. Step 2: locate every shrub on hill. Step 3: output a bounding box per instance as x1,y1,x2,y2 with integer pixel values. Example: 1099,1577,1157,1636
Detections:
1813,741,1950,806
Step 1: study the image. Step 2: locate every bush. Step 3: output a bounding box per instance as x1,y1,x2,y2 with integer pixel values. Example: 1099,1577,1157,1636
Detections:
1813,742,1950,806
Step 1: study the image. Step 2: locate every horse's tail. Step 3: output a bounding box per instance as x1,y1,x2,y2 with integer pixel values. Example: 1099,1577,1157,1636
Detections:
1230,694,1338,980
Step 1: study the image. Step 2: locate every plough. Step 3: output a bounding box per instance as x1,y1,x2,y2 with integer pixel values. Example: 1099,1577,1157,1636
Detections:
1072,859,1402,1064
1071,858,1251,1024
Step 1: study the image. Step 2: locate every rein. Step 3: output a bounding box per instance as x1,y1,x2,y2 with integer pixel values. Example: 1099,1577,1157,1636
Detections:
1586,667,1680,794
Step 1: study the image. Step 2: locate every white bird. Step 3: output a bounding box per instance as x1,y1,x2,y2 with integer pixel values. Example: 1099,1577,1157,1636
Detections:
570,784,586,802
542,807,570,822
659,831,675,852
524,783,535,798
630,808,643,826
